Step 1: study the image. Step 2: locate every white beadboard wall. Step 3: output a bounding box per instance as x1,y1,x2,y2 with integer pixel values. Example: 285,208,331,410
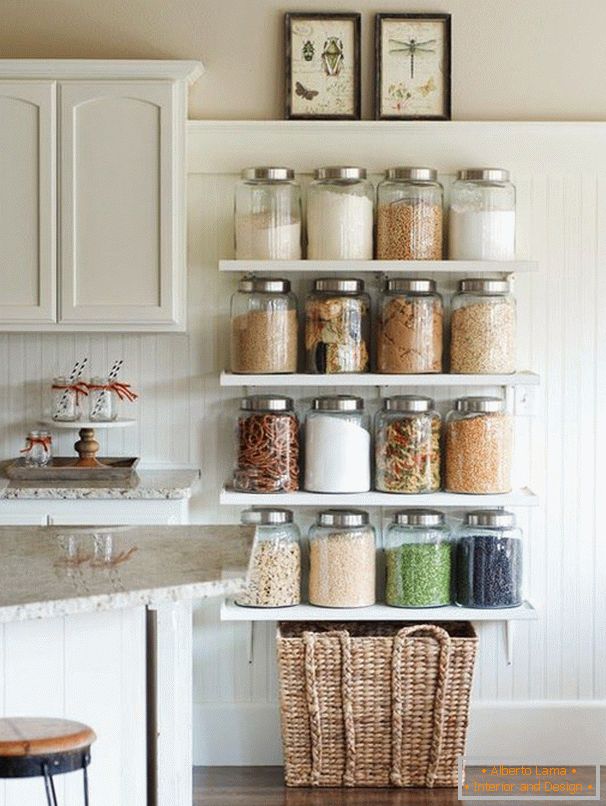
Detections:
0,121,605,763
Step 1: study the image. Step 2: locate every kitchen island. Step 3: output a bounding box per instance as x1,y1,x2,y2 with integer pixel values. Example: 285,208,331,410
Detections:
0,524,254,806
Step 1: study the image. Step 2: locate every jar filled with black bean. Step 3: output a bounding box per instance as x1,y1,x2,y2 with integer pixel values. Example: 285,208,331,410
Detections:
455,510,523,608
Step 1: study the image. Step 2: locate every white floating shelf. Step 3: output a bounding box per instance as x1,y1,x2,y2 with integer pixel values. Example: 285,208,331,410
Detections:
219,259,538,275
220,371,540,388
220,487,539,508
221,598,538,623
40,418,136,429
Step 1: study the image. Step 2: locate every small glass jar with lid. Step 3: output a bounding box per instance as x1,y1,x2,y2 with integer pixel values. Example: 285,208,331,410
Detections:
455,510,523,608
375,395,441,494
450,278,516,374
230,277,298,374
307,167,374,259
88,376,118,421
305,278,370,373
308,509,376,608
377,278,443,373
21,430,53,467
445,396,513,494
233,395,300,493
449,168,516,260
377,167,443,260
384,509,452,608
304,396,371,493
236,508,301,608
234,167,302,260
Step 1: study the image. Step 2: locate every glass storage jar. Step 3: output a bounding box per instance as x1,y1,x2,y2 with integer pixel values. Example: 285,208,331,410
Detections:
377,167,443,260
21,430,52,467
377,278,443,373
236,508,301,607
450,278,516,374
455,510,523,608
51,376,84,422
230,277,298,374
304,396,371,493
305,278,370,373
445,396,512,494
88,376,118,421
307,167,374,259
375,395,441,493
449,168,516,260
308,509,376,608
384,509,452,608
234,167,302,260
233,395,300,493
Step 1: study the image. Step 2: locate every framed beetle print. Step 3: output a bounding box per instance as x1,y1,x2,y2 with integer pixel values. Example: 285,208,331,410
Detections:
375,13,451,120
285,12,361,120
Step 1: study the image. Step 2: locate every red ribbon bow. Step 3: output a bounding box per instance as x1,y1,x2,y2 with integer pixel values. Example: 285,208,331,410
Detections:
87,382,138,402
52,382,89,404
21,435,52,454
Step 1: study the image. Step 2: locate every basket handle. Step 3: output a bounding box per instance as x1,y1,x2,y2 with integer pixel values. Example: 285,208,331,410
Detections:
390,624,452,788
303,629,356,787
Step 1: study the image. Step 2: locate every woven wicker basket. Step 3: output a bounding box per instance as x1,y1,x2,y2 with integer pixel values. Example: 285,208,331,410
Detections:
277,621,478,788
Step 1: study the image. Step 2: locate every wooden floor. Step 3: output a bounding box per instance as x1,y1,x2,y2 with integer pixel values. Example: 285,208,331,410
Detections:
194,767,606,805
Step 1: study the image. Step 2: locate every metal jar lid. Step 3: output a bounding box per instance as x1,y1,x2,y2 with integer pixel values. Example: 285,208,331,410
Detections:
454,396,505,413
318,509,369,528
241,507,293,525
457,168,510,182
314,166,367,181
383,395,434,413
458,278,511,295
312,395,364,412
465,509,516,528
385,278,436,294
241,167,295,181
394,508,445,527
238,277,291,294
241,395,294,412
312,278,364,294
385,167,438,182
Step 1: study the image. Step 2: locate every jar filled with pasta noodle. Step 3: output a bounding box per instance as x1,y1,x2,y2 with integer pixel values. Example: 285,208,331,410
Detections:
305,278,370,374
233,395,300,493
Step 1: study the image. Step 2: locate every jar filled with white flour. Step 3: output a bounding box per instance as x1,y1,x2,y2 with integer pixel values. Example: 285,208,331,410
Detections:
235,167,302,260
449,168,515,260
307,166,374,260
304,396,371,493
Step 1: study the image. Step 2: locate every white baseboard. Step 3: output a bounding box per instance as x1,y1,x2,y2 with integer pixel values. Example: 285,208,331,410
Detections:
193,701,606,766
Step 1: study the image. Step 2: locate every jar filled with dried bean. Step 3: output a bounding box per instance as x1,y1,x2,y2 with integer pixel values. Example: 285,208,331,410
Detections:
233,395,300,493
377,278,443,373
384,509,452,608
309,509,376,608
305,278,370,374
236,508,301,608
375,396,441,493
455,510,523,608
377,167,443,260
450,279,516,374
230,277,298,374
445,397,512,494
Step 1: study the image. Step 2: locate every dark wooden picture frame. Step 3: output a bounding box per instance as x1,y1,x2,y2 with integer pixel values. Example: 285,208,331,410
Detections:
285,12,361,120
375,13,451,121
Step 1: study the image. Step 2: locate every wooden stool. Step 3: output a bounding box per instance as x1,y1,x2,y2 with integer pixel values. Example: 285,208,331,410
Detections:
0,718,96,806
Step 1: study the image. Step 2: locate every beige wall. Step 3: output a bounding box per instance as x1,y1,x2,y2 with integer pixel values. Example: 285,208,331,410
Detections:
2,0,606,120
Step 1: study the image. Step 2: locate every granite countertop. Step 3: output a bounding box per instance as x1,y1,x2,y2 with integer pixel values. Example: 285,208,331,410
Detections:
0,467,200,500
0,524,254,622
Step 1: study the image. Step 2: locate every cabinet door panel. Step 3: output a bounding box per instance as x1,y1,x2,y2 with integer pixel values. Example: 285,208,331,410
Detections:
0,81,56,324
59,81,183,328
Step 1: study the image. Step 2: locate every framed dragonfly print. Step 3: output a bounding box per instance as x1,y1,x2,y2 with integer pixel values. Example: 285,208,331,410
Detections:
285,12,361,120
375,13,451,120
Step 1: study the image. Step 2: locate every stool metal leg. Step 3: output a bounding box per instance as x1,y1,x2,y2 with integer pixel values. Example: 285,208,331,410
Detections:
83,762,90,806
42,762,58,806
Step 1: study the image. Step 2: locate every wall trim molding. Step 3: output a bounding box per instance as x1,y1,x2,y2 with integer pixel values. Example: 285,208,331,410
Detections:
0,59,204,82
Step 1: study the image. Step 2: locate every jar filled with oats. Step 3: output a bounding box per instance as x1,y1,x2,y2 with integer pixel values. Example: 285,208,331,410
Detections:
445,396,513,494
377,278,443,373
377,167,443,260
305,278,370,373
236,508,301,608
308,509,376,608
450,278,516,374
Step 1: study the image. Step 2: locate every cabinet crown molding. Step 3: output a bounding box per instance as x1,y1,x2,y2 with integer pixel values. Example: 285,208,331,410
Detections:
0,59,204,84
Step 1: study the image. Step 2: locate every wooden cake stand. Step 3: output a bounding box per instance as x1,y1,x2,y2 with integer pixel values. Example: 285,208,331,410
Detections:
39,419,136,468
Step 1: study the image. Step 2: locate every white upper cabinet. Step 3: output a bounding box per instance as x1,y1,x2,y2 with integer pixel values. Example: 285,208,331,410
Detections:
0,61,203,332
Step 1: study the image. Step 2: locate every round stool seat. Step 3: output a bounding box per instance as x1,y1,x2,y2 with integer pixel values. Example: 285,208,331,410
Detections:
0,718,96,758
